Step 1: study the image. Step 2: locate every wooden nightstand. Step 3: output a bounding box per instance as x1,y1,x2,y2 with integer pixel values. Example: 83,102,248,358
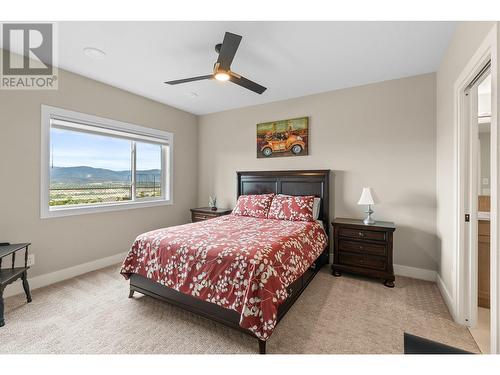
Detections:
190,207,232,223
331,218,396,287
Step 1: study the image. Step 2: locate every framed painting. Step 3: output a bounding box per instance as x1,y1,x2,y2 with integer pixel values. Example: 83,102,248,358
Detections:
256,117,309,158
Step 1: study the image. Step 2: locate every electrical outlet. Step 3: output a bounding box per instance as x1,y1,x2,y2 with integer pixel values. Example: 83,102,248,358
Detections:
27,254,35,266
482,178,489,186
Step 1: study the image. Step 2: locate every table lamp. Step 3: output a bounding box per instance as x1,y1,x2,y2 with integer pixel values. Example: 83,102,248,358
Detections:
358,187,375,225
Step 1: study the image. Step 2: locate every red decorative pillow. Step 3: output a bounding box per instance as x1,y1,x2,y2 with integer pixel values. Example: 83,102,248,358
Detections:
232,193,275,218
268,194,316,222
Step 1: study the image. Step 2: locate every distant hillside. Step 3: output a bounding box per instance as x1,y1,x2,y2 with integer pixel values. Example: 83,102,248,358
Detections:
50,166,160,185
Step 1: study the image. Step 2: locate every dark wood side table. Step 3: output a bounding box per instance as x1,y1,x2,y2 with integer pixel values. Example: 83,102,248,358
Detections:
0,243,32,327
331,218,396,287
190,207,232,223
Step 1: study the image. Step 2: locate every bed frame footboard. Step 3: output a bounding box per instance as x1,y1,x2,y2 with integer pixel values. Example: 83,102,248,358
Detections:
128,250,325,354
258,339,266,354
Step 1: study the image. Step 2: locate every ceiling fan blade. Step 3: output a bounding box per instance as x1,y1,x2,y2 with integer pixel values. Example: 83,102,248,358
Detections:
229,73,267,94
165,75,213,85
216,32,242,71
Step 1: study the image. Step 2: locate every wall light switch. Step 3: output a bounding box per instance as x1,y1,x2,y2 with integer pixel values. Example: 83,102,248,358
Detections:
27,254,35,266
482,178,489,186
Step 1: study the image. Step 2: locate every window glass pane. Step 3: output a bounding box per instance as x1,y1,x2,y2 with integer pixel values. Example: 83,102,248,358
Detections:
136,141,162,199
50,127,132,207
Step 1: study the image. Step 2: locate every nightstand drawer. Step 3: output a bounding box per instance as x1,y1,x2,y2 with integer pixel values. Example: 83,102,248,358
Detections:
192,213,217,222
338,252,386,271
338,227,386,241
190,207,233,223
338,239,386,256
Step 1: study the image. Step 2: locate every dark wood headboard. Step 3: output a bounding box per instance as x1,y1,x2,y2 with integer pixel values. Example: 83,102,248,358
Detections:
236,170,330,229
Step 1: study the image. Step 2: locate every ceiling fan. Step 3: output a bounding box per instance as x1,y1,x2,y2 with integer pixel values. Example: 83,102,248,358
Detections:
165,32,267,94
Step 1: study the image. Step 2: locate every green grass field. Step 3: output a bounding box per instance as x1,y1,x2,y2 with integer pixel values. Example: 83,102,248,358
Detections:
49,184,161,206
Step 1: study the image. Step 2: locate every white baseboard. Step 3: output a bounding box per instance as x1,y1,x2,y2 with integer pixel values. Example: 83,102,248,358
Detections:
394,264,437,282
3,251,128,298
436,273,457,321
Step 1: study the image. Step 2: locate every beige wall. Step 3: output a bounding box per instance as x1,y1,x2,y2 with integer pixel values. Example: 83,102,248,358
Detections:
0,58,198,277
435,22,496,295
198,73,438,271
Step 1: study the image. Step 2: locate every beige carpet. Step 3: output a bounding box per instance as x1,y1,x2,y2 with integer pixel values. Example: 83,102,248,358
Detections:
1,265,479,354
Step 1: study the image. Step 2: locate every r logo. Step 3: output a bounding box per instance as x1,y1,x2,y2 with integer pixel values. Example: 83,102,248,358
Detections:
2,23,53,75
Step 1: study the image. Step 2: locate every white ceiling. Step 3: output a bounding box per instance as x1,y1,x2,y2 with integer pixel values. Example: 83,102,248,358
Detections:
15,22,459,115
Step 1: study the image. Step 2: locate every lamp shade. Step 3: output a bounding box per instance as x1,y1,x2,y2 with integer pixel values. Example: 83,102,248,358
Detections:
357,187,375,205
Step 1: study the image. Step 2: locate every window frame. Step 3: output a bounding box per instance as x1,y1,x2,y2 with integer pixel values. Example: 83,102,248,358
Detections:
40,105,173,218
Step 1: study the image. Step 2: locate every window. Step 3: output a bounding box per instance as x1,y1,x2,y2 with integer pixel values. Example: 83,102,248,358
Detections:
135,141,162,199
41,105,173,218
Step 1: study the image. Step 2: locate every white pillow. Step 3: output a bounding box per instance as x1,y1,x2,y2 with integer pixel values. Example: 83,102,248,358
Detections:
312,197,321,220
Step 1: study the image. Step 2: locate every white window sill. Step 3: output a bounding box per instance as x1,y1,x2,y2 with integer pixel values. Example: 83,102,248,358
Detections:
41,198,172,219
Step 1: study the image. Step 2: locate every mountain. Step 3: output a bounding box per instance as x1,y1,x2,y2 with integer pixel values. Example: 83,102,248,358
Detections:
50,166,160,185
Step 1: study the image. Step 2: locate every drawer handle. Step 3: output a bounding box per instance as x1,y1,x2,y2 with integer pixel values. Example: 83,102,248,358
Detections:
358,232,364,237
359,245,364,250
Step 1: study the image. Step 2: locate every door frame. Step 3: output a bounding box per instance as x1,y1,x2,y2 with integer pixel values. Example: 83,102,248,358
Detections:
454,24,498,353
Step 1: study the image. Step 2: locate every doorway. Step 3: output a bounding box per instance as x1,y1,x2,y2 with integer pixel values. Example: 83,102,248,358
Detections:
466,70,492,353
454,25,498,355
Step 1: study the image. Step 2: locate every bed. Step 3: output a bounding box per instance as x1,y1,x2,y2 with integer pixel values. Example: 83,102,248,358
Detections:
121,170,330,354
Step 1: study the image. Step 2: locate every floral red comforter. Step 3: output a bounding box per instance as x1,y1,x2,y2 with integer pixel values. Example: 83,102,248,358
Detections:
120,214,327,340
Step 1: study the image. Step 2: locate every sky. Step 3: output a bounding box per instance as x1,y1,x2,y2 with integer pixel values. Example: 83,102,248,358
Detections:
51,128,162,171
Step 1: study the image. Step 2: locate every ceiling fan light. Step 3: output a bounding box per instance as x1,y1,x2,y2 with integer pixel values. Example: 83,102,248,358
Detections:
214,71,230,81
